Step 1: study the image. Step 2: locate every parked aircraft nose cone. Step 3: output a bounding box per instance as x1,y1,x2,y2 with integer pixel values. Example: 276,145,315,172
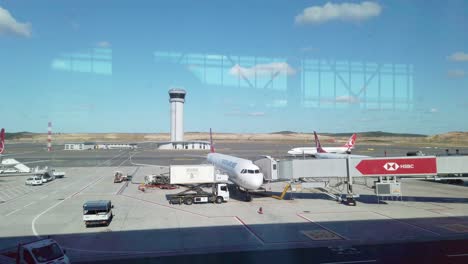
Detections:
246,173,264,190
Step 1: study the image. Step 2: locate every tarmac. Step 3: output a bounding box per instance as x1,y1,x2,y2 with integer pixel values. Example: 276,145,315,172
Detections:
0,143,468,263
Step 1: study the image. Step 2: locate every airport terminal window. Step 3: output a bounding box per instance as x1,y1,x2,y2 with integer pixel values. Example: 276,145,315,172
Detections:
169,93,185,99
2,2,468,263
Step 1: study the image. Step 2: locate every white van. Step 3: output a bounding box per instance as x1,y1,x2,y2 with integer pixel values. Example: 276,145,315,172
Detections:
25,176,43,186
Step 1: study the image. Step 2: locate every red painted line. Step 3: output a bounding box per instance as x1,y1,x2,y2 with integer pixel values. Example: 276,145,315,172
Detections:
234,216,265,245
297,213,349,240
370,211,441,236
299,211,369,214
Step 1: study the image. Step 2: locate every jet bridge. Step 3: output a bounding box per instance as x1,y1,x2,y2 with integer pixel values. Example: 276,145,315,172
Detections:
254,155,468,205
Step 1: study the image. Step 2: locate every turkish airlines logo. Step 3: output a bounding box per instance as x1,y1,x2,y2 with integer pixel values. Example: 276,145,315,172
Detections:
383,162,399,171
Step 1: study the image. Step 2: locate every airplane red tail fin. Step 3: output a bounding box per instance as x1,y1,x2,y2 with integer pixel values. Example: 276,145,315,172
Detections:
314,131,327,153
0,128,5,154
343,133,357,149
209,128,215,153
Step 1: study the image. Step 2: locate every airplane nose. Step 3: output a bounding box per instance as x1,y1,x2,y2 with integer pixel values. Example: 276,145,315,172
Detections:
250,173,264,190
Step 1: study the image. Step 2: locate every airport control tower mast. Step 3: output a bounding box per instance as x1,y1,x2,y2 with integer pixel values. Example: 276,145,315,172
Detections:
169,88,186,142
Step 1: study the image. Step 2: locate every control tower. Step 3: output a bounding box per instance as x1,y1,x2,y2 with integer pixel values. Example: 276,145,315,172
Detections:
169,88,186,142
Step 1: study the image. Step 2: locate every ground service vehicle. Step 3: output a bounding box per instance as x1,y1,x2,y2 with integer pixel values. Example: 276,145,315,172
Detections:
83,200,114,227
113,171,127,183
42,173,55,182
25,176,43,186
168,183,229,205
167,165,230,205
0,238,70,264
52,170,66,178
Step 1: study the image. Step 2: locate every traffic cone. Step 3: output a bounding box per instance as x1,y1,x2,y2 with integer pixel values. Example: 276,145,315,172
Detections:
258,207,263,214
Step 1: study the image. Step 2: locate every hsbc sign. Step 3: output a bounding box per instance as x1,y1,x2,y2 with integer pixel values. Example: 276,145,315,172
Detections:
383,162,399,171
355,157,437,176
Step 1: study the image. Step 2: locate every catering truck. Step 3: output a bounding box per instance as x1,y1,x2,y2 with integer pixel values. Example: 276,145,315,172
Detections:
0,238,70,264
167,165,230,205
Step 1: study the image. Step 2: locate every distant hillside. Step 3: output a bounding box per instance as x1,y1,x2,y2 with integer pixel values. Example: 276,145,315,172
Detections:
271,131,297,135
426,132,468,144
325,131,427,138
270,131,426,137
3,131,467,147
4,132,34,140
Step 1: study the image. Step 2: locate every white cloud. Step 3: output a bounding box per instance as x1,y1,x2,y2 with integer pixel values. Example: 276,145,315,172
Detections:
229,62,296,78
97,41,111,48
447,52,468,62
429,108,438,113
0,6,31,37
447,69,465,78
295,1,382,25
248,112,266,117
335,95,360,104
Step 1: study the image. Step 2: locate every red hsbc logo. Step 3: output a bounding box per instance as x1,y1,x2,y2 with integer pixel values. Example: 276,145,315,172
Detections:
383,162,416,171
383,162,399,171
356,158,437,176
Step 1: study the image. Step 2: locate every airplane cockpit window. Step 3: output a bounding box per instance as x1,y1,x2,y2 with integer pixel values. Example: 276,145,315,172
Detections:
255,170,260,173
248,170,254,174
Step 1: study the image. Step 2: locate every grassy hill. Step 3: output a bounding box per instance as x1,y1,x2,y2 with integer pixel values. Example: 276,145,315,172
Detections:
3,131,468,147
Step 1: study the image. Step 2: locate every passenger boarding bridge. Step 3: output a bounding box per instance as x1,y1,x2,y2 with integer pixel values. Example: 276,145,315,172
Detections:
254,155,468,205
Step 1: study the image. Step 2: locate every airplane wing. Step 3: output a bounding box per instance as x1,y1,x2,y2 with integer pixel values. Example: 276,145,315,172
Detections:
1,158,49,166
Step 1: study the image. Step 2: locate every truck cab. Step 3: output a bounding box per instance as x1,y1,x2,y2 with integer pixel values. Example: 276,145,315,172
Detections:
83,200,114,227
215,183,229,202
0,238,70,264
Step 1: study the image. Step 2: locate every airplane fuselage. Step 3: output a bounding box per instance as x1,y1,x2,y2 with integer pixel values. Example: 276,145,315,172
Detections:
207,153,263,191
315,153,368,159
288,147,351,156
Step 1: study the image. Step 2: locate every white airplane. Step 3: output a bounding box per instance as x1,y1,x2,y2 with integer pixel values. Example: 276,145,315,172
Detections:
0,128,50,175
288,133,357,156
207,129,263,199
314,131,368,159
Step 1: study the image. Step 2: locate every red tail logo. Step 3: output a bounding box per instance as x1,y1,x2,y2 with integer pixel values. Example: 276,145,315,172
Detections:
0,128,5,154
209,128,215,153
344,133,357,149
314,131,327,153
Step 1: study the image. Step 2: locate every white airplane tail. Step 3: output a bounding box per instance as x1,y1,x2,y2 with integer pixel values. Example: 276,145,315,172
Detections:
343,133,357,150
0,128,5,154
313,131,327,153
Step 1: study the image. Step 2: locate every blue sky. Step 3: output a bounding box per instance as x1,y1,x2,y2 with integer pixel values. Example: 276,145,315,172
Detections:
0,0,467,134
